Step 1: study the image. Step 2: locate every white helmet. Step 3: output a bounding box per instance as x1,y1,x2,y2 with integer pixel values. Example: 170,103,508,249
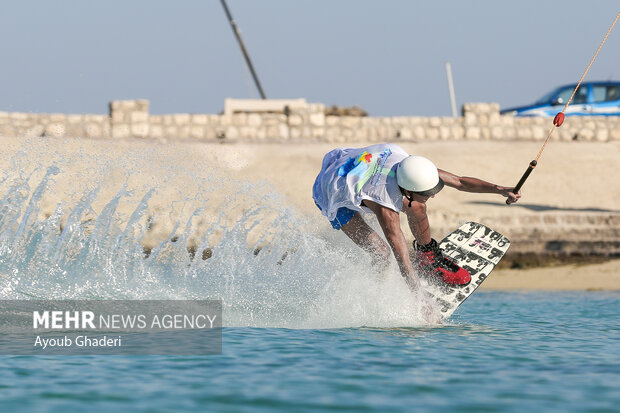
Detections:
396,155,444,195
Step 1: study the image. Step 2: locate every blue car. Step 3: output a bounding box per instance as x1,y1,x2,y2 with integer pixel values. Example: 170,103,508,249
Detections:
500,81,620,116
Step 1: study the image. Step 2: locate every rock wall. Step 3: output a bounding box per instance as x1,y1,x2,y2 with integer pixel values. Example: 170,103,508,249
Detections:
431,212,620,259
2,99,620,142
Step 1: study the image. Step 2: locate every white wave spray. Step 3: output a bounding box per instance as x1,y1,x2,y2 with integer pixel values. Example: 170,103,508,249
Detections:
0,144,439,328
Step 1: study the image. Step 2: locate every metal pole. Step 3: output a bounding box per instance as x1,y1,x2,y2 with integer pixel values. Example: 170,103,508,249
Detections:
445,62,457,117
220,0,267,99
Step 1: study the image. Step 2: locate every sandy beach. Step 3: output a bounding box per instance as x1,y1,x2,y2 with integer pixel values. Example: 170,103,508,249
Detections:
0,135,618,291
485,259,620,291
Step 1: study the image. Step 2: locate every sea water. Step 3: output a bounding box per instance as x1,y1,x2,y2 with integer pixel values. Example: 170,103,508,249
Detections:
0,151,618,412
0,292,618,412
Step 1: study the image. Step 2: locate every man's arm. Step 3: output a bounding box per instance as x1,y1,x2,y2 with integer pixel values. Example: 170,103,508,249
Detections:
438,169,521,204
363,200,420,290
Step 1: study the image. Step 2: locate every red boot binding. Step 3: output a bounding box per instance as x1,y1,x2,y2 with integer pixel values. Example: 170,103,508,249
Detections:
414,239,471,286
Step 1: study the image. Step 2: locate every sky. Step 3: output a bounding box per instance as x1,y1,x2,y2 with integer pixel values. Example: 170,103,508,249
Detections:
1,1,619,117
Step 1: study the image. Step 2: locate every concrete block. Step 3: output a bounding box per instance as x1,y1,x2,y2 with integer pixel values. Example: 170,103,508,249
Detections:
223,126,238,139
178,125,190,138
164,126,178,137
278,123,289,139
190,114,207,125
135,99,149,112
558,129,574,141
500,116,515,126
413,126,425,140
207,115,221,125
288,114,303,126
309,112,325,127
465,126,481,140
247,113,262,127
131,123,149,137
131,111,149,123
66,124,84,138
439,126,451,140
241,126,258,139
290,126,301,139
150,124,163,139
464,113,477,126
87,115,107,123
120,100,136,110
594,129,609,142
67,114,83,124
223,98,307,116
190,126,205,139
352,127,366,140
452,125,465,139
255,127,267,140
173,114,190,125
111,110,126,123
399,128,413,139
84,123,102,138
232,113,247,125
0,125,16,136
111,124,130,139
326,116,339,126
266,125,279,139
46,123,66,138
10,112,28,120
532,126,546,140
517,127,532,140
204,127,216,140
426,128,440,140
341,116,360,128
578,128,595,141
342,128,354,139
325,127,340,141
609,128,620,140
24,125,45,138
312,127,325,139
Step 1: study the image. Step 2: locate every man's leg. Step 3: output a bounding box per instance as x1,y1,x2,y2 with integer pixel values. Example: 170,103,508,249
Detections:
403,200,472,285
403,200,432,245
340,213,391,268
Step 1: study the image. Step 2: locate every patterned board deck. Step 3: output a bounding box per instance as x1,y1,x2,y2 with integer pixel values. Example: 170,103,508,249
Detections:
419,222,511,319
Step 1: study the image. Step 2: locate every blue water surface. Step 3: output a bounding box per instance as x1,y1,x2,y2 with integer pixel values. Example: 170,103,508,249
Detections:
0,291,618,413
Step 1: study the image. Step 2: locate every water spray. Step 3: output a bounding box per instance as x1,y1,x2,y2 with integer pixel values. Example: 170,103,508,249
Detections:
506,12,620,205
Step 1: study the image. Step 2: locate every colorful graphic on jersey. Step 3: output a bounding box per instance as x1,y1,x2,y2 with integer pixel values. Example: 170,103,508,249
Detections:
337,151,372,177
353,148,394,193
337,148,395,194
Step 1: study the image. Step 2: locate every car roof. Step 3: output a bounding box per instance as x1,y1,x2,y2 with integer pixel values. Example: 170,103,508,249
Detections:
556,80,620,88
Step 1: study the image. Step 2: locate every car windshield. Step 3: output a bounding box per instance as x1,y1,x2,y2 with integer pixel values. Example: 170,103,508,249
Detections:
536,87,561,104
535,85,587,105
535,86,573,105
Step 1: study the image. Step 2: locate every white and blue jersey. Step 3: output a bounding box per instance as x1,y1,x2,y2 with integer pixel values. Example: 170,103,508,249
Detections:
312,143,408,228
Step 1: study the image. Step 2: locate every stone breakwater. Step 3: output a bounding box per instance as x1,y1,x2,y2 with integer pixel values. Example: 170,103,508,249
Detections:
0,99,618,261
2,99,620,142
431,212,620,259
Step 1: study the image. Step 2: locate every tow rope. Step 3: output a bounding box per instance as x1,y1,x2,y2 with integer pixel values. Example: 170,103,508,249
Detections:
506,12,620,205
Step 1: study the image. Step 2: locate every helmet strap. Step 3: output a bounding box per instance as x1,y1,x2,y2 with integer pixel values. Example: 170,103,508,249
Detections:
404,191,414,208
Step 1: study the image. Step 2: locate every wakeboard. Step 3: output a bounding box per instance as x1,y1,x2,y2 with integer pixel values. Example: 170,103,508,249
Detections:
418,221,510,319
